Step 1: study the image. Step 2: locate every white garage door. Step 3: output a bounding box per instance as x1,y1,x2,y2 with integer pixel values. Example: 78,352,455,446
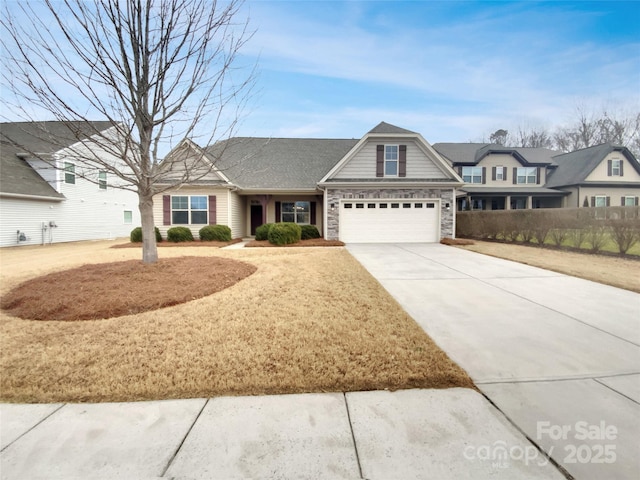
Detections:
339,199,439,243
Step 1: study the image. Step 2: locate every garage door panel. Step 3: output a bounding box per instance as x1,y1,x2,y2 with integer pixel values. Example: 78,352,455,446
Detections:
340,200,439,243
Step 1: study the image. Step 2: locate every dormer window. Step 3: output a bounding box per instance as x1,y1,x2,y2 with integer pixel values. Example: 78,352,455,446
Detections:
385,145,398,176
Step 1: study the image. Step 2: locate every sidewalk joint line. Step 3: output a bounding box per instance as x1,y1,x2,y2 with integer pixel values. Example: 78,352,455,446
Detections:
0,403,66,453
479,392,575,480
593,378,640,406
160,398,209,477
343,392,364,479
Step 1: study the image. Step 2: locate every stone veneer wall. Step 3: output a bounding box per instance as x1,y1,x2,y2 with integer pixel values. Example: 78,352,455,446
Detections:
326,187,455,240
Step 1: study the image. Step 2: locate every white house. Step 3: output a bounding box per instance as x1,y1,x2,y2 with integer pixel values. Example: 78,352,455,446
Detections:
0,121,141,247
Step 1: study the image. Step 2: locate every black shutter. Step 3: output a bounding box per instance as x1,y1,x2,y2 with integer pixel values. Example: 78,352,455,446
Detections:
503,167,507,181
310,202,316,225
208,195,216,225
636,197,639,206
620,161,624,176
491,167,496,181
513,167,517,184
482,167,486,184
621,196,625,206
536,168,541,184
399,145,407,177
606,196,610,207
163,195,171,225
275,201,281,222
607,159,612,176
591,196,596,207
376,145,384,177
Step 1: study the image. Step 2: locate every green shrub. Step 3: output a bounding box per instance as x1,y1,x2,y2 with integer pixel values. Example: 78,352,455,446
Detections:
199,225,232,242
167,226,194,242
268,222,301,245
255,223,274,241
300,224,321,240
130,226,162,243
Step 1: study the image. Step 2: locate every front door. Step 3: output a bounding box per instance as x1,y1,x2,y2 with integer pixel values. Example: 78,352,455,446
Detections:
250,204,263,235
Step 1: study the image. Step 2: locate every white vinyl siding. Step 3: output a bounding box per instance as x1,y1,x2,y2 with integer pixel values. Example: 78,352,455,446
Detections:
334,139,444,179
229,191,245,239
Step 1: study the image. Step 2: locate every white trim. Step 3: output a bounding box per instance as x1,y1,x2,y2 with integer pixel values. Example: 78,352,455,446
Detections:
0,192,65,202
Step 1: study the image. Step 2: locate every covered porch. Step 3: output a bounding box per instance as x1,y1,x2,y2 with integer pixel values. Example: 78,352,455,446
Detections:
456,187,568,211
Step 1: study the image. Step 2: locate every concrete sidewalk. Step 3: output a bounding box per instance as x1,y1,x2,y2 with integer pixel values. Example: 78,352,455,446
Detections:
1,389,563,479
347,243,640,480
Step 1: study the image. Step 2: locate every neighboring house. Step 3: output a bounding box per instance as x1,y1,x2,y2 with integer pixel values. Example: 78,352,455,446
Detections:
433,143,567,210
545,143,640,208
0,122,141,247
433,142,640,210
155,122,463,243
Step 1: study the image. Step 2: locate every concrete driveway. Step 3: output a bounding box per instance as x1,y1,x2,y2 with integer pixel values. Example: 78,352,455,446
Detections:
347,243,640,480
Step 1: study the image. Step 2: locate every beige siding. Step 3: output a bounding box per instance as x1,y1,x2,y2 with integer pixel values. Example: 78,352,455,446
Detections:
574,187,640,207
469,154,549,186
585,152,640,182
334,138,445,179
229,191,246,238
153,187,230,238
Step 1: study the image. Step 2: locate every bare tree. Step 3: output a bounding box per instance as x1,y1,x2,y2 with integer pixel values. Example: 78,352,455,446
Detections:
515,125,553,149
1,0,255,263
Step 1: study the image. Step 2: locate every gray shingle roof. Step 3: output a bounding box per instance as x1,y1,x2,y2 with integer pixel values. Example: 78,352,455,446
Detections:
432,142,558,166
367,122,417,135
1,121,114,198
207,137,359,189
546,143,640,188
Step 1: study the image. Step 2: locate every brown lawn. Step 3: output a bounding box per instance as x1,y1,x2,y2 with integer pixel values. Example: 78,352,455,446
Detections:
0,240,473,403
457,240,640,294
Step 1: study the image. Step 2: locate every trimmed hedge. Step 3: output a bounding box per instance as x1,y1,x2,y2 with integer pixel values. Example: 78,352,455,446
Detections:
255,223,274,241
267,222,301,245
130,226,162,243
199,225,232,242
167,226,194,242
456,206,640,254
300,224,321,240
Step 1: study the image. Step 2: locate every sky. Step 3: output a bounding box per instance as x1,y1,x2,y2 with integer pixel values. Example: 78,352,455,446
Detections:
235,0,640,142
2,0,639,146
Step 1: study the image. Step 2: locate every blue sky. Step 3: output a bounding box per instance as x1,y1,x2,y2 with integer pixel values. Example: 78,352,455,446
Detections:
237,0,640,142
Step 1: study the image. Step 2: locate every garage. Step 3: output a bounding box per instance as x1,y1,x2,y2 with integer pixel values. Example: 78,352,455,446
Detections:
339,199,440,243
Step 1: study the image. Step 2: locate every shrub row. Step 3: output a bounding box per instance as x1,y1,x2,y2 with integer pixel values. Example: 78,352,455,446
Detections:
456,206,640,255
130,225,232,243
255,223,319,245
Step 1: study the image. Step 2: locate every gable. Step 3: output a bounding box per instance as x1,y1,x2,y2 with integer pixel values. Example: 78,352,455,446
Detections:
159,140,230,185
322,132,461,184
584,151,640,183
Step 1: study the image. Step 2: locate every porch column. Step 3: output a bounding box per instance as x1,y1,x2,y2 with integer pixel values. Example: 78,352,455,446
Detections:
527,196,533,209
505,195,511,210
258,194,271,224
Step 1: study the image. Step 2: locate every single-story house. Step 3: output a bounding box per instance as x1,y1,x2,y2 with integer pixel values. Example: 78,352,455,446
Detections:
155,122,463,243
432,142,640,210
0,122,141,247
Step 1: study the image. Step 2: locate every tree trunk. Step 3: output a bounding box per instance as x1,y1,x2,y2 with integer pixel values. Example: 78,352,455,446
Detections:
139,196,158,264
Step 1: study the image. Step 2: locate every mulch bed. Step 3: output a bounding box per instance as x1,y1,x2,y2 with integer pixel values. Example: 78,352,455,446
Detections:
1,256,256,321
112,238,243,248
246,239,345,247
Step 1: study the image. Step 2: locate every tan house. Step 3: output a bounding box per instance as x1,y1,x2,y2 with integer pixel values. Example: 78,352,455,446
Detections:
154,122,463,243
545,143,640,208
433,142,640,210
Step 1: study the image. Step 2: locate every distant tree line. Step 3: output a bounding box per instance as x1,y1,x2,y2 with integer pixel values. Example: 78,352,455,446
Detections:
485,107,640,156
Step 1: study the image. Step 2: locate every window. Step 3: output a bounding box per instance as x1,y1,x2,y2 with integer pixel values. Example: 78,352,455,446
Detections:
594,196,607,208
385,145,398,176
516,167,537,184
356,203,364,209
367,203,376,208
171,195,208,224
415,203,423,208
98,171,107,190
623,196,636,206
123,210,133,224
344,203,353,208
282,201,310,224
611,159,622,176
495,166,504,181
64,162,75,184
462,166,483,184
379,203,388,208
403,203,411,208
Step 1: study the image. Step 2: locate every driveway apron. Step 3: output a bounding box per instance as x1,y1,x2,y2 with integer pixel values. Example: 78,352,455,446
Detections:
347,243,640,480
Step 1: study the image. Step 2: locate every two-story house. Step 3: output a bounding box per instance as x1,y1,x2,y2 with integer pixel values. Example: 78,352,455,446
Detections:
432,143,567,210
0,122,141,247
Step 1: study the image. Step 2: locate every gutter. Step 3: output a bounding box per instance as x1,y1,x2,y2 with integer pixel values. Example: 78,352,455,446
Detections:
0,192,65,202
